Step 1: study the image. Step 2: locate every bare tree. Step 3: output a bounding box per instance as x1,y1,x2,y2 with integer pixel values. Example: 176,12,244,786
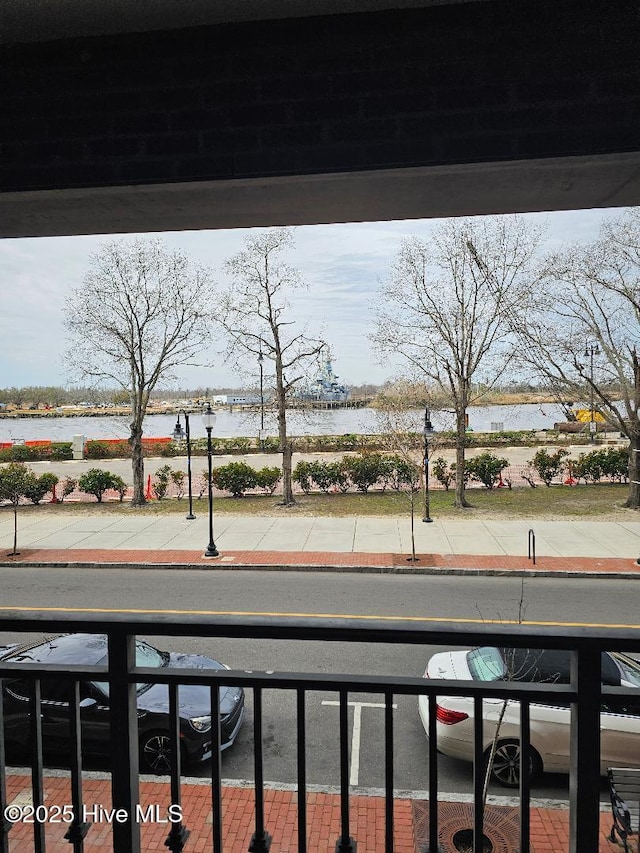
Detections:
514,209,640,508
374,216,540,508
64,238,213,505
374,383,433,561
218,228,324,505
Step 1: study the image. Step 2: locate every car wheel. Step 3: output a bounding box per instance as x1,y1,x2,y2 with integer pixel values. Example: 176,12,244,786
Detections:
140,731,186,775
486,739,541,788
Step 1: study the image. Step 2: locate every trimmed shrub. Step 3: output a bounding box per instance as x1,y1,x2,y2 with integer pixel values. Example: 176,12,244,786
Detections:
110,475,128,501
7,445,38,462
293,461,314,494
387,455,421,491
330,461,351,492
432,457,454,490
308,461,339,493
529,448,569,486
375,456,399,492
50,443,73,460
344,453,386,493
153,464,172,500
171,469,186,498
573,450,605,483
601,447,629,482
78,469,118,502
466,452,509,489
85,440,114,459
255,466,282,495
571,447,629,483
211,461,258,497
23,472,59,504
59,477,77,501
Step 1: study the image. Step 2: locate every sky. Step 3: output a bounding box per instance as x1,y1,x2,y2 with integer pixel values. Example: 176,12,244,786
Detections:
0,207,632,392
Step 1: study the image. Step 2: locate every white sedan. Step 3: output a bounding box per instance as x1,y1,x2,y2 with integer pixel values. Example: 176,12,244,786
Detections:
418,646,640,787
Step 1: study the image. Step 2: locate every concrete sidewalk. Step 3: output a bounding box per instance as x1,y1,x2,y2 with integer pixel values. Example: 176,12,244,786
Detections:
2,510,640,576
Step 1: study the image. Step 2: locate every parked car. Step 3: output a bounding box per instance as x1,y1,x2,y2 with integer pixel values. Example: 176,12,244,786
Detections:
418,645,640,787
1,633,244,774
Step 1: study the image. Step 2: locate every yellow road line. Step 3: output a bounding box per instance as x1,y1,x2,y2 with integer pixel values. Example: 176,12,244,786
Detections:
0,605,638,630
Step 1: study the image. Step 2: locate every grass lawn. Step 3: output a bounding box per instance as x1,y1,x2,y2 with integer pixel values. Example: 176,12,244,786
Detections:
16,483,636,520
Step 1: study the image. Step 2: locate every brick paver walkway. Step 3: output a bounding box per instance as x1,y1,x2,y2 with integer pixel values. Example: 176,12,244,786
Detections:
3,547,640,577
2,771,621,852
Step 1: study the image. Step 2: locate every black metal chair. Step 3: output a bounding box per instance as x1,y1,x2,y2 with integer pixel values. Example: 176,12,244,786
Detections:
608,767,640,852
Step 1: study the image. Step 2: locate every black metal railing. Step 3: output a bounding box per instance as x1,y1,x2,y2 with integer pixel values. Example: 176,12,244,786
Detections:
0,610,638,853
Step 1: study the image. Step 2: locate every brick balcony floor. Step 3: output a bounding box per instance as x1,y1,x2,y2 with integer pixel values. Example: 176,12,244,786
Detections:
2,770,622,852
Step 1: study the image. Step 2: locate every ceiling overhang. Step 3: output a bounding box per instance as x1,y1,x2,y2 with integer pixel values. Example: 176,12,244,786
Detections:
3,154,639,239
3,0,485,44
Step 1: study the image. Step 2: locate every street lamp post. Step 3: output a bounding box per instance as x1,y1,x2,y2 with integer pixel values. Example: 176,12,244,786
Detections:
202,402,219,557
585,343,600,444
172,411,195,520
422,406,435,523
258,349,265,451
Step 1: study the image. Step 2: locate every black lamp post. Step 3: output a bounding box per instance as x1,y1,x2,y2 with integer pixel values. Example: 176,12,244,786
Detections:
585,343,600,443
202,402,219,557
172,411,195,520
422,406,435,523
258,349,265,451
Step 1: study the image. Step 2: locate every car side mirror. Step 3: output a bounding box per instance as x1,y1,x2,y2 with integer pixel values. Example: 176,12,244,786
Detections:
79,697,98,710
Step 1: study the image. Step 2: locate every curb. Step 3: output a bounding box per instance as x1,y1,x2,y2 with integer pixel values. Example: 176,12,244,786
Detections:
2,559,640,579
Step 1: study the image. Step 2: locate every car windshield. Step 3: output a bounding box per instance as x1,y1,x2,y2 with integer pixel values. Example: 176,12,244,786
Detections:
93,640,167,697
467,647,506,681
614,653,640,687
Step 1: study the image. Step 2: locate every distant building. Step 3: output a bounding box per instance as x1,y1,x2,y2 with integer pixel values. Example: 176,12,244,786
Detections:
212,394,261,406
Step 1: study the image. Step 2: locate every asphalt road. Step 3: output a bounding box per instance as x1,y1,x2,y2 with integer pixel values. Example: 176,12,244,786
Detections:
1,568,637,799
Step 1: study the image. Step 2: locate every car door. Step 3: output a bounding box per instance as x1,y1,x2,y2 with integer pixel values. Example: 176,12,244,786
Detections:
78,682,111,754
1,679,32,748
3,678,78,752
527,701,573,773
600,699,640,772
39,679,110,756
38,678,75,749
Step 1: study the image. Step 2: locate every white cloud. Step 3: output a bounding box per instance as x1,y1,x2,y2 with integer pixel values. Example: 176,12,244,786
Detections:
0,208,632,390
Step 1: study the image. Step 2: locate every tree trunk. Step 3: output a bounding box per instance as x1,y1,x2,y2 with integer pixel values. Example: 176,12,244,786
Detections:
625,350,640,509
410,492,416,561
625,431,640,509
11,503,18,555
281,440,294,504
130,421,146,506
276,368,295,504
454,408,471,508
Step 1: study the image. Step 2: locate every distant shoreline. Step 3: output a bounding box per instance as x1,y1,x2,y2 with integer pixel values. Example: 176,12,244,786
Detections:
0,394,565,420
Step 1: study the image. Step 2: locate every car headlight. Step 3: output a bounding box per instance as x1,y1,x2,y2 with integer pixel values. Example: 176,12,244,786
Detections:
189,715,212,733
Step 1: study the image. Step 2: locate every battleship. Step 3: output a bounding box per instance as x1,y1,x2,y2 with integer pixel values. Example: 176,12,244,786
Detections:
299,351,350,403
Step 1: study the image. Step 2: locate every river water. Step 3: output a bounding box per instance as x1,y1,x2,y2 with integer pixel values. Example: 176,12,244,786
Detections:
0,403,568,443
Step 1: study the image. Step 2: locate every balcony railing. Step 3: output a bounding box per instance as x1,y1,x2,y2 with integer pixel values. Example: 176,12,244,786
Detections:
0,609,638,853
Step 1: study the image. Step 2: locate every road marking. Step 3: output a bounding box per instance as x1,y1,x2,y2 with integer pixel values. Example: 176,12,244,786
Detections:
322,701,397,786
0,605,638,630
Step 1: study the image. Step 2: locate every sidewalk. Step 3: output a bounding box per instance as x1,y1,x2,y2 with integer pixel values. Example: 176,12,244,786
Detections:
2,511,640,576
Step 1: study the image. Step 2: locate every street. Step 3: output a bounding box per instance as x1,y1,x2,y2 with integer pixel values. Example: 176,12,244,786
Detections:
1,568,636,799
